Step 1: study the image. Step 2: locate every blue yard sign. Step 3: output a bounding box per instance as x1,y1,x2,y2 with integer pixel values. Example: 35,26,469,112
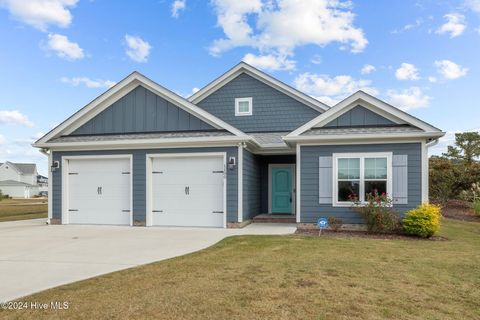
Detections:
317,217,328,229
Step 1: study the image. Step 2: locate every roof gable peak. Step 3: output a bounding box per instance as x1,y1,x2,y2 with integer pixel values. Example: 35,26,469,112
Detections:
189,61,329,112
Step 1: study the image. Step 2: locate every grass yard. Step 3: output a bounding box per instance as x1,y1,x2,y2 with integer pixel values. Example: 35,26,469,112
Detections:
0,198,47,222
1,219,479,320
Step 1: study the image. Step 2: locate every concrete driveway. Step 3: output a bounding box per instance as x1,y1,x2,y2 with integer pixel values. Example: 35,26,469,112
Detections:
0,219,296,302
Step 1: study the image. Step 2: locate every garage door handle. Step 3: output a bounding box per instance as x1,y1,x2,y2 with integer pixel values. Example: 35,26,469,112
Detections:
122,210,130,213
69,209,78,212
152,210,163,213
185,186,190,195
212,211,224,214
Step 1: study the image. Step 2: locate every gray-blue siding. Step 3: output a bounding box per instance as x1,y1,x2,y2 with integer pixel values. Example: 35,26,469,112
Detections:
72,85,215,135
197,73,321,132
242,149,261,220
51,147,238,223
300,143,422,224
324,105,396,128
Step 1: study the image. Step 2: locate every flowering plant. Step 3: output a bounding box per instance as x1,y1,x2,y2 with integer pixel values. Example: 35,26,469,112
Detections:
353,192,400,233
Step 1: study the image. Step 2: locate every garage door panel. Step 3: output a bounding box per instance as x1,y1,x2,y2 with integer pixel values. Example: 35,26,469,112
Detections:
153,213,223,227
67,158,131,225
154,157,223,171
153,169,223,185
151,155,225,228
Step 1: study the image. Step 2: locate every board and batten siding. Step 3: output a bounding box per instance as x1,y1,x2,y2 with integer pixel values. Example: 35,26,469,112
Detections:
197,73,321,132
72,85,215,135
300,143,422,224
242,149,262,220
51,147,238,224
324,105,396,128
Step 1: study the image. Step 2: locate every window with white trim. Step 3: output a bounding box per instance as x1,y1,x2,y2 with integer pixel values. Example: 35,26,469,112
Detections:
333,152,392,206
235,97,252,116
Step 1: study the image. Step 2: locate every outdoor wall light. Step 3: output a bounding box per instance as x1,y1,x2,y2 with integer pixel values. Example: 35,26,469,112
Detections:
228,156,236,169
51,161,60,172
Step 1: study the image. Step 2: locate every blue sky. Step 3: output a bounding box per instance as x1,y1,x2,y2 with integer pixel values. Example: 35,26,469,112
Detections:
0,0,479,175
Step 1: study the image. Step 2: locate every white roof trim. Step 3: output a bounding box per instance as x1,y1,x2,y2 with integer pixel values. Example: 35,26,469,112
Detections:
35,135,252,149
188,62,329,112
283,131,445,143
34,72,247,147
287,90,443,137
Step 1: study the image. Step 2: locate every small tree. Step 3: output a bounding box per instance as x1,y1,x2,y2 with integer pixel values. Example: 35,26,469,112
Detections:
444,132,480,164
0,189,3,201
429,156,459,205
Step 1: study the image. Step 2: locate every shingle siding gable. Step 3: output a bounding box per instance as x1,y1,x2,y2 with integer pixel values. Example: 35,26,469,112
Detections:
197,73,321,132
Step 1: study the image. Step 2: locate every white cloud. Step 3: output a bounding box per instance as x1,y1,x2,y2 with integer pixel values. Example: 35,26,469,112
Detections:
0,134,6,145
61,77,116,89
191,87,200,94
434,60,468,79
294,72,378,106
310,54,322,65
242,52,295,71
0,0,78,31
46,33,84,60
395,63,420,81
386,87,431,111
360,64,375,75
0,110,34,127
124,34,151,63
464,0,480,14
171,0,186,18
428,76,437,83
209,0,367,65
391,18,423,34
436,13,466,38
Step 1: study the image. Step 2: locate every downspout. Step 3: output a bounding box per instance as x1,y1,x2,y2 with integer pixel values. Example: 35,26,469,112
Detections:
423,138,439,203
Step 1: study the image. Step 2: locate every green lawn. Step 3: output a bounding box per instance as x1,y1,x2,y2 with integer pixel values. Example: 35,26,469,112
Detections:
1,219,479,320
0,198,47,222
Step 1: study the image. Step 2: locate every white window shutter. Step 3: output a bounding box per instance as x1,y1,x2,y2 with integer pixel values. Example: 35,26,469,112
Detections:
319,156,332,204
392,155,408,204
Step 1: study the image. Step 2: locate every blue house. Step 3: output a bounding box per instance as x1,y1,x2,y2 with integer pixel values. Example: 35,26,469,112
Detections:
34,62,444,227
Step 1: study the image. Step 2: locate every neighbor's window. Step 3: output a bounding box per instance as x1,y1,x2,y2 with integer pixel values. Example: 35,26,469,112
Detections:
235,97,252,116
333,153,392,206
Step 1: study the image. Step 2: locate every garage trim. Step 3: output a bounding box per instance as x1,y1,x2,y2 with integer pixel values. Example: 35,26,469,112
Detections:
145,152,227,228
61,154,133,225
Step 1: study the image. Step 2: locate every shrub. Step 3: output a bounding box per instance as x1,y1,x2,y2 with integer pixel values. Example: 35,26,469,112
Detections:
473,200,480,216
403,204,441,238
328,217,343,232
354,193,401,234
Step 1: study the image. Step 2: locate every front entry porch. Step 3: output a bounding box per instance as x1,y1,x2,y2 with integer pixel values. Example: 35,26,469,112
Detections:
241,153,297,222
252,214,296,223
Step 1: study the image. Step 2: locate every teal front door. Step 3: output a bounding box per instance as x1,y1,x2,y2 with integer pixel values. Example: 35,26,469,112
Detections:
271,166,293,214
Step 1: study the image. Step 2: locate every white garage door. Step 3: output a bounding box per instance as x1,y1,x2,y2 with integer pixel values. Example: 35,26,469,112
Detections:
67,157,131,225
151,155,225,227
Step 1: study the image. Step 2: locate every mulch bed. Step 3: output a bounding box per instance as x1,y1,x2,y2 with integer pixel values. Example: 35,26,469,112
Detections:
437,199,480,222
295,228,448,241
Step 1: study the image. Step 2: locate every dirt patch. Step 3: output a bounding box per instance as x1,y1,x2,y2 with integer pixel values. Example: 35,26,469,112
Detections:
295,228,448,241
438,199,480,222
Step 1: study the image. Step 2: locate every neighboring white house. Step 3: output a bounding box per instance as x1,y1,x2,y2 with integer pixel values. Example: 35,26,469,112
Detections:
0,162,46,198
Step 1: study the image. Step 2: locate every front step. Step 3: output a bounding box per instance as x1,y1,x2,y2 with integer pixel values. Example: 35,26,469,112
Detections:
253,214,296,224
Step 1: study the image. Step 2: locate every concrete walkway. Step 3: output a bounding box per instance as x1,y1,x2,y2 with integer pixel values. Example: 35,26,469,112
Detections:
0,219,296,302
